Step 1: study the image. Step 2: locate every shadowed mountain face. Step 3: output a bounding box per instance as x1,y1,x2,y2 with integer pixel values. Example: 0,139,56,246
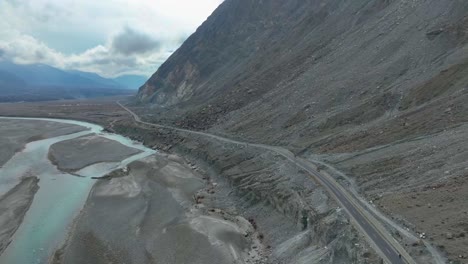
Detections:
137,0,468,147
0,61,146,102
0,70,28,95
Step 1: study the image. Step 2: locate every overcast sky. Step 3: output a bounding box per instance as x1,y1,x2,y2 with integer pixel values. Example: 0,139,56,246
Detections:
0,0,222,77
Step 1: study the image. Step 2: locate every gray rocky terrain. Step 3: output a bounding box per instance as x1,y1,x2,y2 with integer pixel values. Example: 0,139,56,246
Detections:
131,0,468,262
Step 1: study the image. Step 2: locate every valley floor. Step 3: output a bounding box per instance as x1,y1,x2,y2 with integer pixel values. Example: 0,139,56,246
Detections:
52,154,266,264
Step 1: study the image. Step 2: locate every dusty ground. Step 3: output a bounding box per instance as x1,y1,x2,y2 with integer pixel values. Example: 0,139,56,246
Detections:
0,177,39,255
0,119,87,167
316,122,468,263
379,177,468,262
48,134,141,172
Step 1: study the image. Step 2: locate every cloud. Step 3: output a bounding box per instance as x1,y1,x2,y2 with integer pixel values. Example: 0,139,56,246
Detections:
0,30,172,77
0,32,64,66
0,0,223,77
111,27,161,55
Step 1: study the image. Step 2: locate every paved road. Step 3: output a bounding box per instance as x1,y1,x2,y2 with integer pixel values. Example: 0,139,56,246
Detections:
117,101,415,264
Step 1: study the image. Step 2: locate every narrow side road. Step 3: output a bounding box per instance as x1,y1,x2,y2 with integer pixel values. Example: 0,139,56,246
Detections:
117,101,416,264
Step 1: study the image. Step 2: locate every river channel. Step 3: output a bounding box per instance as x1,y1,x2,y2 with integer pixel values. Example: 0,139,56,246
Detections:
0,117,156,264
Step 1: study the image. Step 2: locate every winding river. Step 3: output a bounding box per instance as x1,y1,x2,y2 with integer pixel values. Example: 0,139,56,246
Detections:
0,117,156,264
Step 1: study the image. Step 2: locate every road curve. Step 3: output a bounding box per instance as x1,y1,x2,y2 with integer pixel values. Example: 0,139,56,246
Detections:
117,101,416,264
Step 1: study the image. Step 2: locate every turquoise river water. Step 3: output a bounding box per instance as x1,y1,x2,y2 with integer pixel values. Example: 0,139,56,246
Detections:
0,117,156,264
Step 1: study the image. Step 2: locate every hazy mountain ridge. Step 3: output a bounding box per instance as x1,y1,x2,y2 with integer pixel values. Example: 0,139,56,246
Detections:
0,61,147,102
0,70,28,94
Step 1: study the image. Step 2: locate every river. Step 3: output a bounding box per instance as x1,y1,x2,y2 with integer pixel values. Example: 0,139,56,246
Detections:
0,117,156,264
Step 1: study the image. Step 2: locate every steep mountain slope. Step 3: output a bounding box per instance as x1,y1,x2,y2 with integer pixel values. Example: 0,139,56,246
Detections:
136,0,468,262
138,0,467,138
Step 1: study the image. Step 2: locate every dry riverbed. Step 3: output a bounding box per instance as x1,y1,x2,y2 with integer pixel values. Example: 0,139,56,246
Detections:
52,153,265,264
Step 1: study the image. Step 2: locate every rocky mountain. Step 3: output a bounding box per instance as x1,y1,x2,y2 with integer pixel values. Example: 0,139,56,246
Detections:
136,0,468,262
138,0,468,134
0,61,142,102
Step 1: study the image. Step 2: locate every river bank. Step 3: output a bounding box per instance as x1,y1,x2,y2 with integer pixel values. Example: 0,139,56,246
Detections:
0,117,154,263
0,177,39,255
0,116,272,264
111,120,381,264
52,153,266,264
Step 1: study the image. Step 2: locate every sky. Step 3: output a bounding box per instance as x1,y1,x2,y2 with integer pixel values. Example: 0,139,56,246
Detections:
0,0,223,77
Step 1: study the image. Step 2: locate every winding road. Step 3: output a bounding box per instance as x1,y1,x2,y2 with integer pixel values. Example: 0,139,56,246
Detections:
117,101,416,264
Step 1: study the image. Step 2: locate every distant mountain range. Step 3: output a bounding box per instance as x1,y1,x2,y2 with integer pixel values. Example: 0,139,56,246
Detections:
0,61,147,102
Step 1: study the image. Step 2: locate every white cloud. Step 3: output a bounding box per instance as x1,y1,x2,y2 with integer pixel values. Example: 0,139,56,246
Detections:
0,31,65,67
0,0,222,77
